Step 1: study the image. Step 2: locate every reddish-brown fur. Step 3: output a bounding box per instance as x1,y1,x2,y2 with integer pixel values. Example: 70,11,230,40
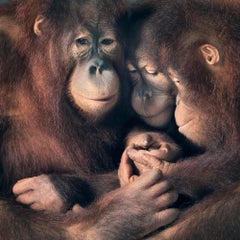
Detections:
127,0,240,239
0,0,131,207
0,1,181,239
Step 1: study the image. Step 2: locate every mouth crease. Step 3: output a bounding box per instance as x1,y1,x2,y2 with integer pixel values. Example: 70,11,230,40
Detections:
91,95,116,101
72,90,117,101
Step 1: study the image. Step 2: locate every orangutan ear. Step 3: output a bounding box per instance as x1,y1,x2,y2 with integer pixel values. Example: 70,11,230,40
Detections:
200,44,220,65
33,15,45,36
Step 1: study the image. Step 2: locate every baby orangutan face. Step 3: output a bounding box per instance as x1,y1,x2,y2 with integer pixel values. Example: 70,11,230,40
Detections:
127,31,176,129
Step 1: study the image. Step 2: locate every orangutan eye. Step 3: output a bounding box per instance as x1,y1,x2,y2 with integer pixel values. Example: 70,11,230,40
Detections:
129,68,138,74
172,77,180,84
101,38,115,46
145,66,158,75
76,38,89,46
167,68,181,85
127,63,138,74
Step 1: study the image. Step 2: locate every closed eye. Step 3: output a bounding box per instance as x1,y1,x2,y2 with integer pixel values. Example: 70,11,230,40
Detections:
145,69,158,75
127,62,138,74
145,66,158,75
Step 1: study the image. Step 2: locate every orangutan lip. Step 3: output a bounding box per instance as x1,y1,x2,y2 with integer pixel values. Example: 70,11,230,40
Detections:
138,110,166,119
73,90,117,103
89,94,117,102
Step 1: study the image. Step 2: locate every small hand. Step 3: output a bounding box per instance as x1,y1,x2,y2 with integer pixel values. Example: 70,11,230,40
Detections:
127,131,182,162
127,148,173,176
118,147,139,187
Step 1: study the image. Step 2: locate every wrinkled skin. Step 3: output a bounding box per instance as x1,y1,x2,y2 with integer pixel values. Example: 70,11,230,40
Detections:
119,128,182,186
